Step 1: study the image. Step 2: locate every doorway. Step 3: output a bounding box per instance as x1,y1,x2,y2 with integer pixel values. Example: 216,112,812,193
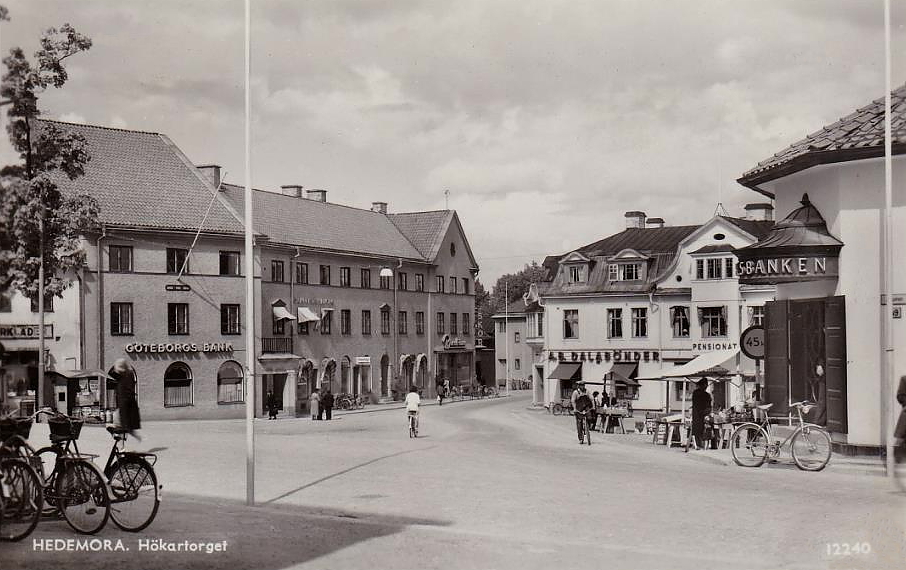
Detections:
263,373,287,415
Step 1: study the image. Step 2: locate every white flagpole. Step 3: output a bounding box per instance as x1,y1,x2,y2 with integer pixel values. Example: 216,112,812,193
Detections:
883,0,896,484
505,281,510,396
244,0,256,506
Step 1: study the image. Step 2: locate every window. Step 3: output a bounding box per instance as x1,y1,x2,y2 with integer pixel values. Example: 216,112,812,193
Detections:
298,321,309,335
167,303,189,335
109,245,133,273
416,312,425,335
514,358,521,371
700,306,727,337
671,306,690,338
381,308,391,335
398,311,408,334
319,265,331,285
341,309,351,335
166,248,189,274
607,308,622,338
498,321,506,333
436,276,445,293
0,290,10,312
219,251,240,276
217,361,244,404
221,304,241,335
462,278,470,295
619,263,640,281
30,294,54,313
398,272,407,290
164,362,193,407
608,264,618,281
696,259,704,280
295,262,309,284
568,265,586,283
360,268,371,289
415,274,424,292
750,305,765,327
272,312,285,336
536,313,543,337
271,260,285,283
706,258,722,280
380,274,392,290
631,307,647,338
514,331,520,343
563,309,579,339
450,277,457,294
462,313,470,336
320,310,332,334
725,258,735,279
437,312,445,334
340,267,351,287
110,303,133,335
361,310,372,335
450,313,457,335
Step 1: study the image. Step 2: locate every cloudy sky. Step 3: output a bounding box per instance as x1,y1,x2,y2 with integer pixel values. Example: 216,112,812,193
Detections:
2,1,904,285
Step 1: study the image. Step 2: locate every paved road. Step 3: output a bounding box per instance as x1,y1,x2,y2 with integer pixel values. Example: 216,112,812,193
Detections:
4,393,905,570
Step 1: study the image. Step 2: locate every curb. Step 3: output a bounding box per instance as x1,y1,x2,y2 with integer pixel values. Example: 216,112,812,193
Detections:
332,394,510,416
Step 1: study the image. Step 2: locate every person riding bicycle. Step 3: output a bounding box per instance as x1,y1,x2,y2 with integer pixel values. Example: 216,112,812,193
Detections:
405,385,421,432
571,381,593,443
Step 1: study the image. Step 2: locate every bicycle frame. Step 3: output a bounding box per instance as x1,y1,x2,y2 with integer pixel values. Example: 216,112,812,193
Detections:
754,404,820,455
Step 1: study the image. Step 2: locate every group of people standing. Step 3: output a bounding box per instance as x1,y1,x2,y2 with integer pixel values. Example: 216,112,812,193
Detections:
308,388,335,420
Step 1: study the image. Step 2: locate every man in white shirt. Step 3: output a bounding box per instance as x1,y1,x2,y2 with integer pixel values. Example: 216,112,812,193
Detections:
405,385,421,433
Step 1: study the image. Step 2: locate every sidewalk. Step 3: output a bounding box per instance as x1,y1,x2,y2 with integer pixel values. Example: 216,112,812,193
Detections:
328,392,511,417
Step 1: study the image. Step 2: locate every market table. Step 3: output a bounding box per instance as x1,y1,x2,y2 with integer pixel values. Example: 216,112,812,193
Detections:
595,407,629,433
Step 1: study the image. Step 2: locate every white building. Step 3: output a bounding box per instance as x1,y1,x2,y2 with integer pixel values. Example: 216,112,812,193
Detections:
533,208,775,410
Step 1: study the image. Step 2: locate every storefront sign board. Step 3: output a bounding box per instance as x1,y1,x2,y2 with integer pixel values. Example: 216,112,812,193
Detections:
737,255,838,285
0,324,54,340
125,342,234,354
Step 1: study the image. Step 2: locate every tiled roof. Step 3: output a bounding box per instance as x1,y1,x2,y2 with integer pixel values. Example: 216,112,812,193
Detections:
739,84,906,187
219,184,425,260
720,217,775,240
579,225,700,257
387,211,454,259
39,120,245,234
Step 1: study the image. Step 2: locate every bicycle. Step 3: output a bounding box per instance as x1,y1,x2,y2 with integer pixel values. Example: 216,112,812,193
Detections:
0,416,43,542
98,426,161,532
31,409,111,534
575,410,592,445
729,401,831,471
407,411,418,438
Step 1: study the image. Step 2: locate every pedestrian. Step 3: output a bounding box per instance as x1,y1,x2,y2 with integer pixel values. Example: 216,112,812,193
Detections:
309,388,320,420
591,391,602,431
809,358,827,426
443,378,450,398
691,379,712,450
570,381,593,443
322,389,334,421
111,357,141,441
266,390,278,420
895,375,906,444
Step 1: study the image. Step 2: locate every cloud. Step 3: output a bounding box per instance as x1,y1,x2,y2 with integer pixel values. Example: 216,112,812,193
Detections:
58,112,86,124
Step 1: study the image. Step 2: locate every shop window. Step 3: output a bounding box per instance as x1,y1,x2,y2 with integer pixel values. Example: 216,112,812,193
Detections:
109,245,133,273
450,313,457,335
296,262,309,284
607,308,622,338
217,361,244,404
219,251,240,276
631,307,647,338
110,302,133,336
361,310,371,335
706,258,722,280
436,276,445,293
319,265,331,286
415,274,424,292
360,268,371,289
30,294,54,313
398,311,407,335
436,312,445,334
341,309,351,335
164,362,193,407
563,309,579,339
0,290,11,312
699,306,728,337
397,272,407,290
221,304,241,335
671,306,690,338
340,267,351,287
415,312,425,335
462,313,470,336
167,303,189,335
381,308,391,335
166,248,189,274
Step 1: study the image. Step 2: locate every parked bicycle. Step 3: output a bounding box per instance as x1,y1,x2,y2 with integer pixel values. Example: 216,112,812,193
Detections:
99,426,161,531
336,393,366,410
0,416,43,542
730,401,831,471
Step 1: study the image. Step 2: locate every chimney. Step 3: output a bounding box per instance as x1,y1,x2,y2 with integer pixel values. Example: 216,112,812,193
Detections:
196,164,222,189
624,210,646,229
306,189,327,202
744,203,774,221
281,184,303,198
371,201,388,214
646,217,665,229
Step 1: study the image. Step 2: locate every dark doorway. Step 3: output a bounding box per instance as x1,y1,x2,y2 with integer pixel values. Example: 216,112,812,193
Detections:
263,373,287,415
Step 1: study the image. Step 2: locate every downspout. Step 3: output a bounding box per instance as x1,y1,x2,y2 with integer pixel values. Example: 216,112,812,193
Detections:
96,225,107,408
649,287,665,412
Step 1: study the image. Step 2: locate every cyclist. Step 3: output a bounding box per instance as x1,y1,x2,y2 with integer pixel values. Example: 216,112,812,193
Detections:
571,381,593,443
405,385,421,433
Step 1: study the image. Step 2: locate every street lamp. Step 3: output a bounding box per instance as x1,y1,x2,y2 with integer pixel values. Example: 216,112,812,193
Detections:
380,264,400,399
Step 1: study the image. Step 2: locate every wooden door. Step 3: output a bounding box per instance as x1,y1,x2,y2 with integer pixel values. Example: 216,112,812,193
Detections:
764,300,790,415
824,296,848,433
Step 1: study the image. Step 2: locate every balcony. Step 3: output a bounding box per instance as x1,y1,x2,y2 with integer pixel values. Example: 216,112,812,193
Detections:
262,337,293,354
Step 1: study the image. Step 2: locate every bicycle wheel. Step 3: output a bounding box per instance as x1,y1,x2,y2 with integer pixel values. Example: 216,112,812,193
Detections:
0,458,43,542
791,426,832,471
552,404,563,415
56,460,110,535
730,423,769,468
107,457,160,532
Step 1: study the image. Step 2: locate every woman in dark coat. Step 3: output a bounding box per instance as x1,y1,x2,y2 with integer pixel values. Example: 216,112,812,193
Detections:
691,379,712,449
322,389,334,421
112,358,141,440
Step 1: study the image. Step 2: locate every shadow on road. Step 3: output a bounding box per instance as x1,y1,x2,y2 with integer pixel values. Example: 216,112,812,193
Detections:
4,492,452,570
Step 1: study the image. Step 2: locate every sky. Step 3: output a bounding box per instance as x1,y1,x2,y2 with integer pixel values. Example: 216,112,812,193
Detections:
1,0,904,287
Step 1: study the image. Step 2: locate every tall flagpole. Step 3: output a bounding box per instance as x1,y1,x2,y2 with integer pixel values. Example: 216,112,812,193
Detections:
244,0,256,506
883,0,896,484
505,281,510,396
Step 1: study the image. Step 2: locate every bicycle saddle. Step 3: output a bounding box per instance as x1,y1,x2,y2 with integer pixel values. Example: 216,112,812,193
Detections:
790,401,815,412
756,403,774,410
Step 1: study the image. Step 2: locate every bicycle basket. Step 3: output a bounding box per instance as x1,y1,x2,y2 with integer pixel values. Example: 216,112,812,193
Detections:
0,417,33,441
48,417,84,440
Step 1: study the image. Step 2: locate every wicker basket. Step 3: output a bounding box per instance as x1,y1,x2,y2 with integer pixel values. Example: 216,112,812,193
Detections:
48,417,84,440
0,417,33,442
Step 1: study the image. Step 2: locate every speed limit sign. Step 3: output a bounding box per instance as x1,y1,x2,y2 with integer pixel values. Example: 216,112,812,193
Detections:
740,326,765,360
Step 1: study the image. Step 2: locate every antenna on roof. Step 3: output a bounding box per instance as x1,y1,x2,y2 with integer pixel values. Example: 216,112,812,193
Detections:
714,202,729,217
444,188,450,209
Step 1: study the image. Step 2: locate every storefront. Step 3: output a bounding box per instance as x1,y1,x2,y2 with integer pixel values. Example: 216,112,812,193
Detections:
436,336,473,387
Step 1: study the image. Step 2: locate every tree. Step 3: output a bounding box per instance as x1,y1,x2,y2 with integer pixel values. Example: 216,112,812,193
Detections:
0,8,98,408
474,261,549,343
473,279,492,341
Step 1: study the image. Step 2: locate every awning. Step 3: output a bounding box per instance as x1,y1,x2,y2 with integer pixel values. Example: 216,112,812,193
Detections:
46,369,113,382
610,362,639,383
547,362,581,380
297,307,320,323
272,306,297,321
637,348,738,380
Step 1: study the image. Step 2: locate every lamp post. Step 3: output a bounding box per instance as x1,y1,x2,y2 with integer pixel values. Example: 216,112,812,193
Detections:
380,263,400,398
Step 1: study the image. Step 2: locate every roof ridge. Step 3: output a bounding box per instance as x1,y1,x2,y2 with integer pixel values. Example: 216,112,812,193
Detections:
37,118,163,137
223,184,396,216
388,209,453,216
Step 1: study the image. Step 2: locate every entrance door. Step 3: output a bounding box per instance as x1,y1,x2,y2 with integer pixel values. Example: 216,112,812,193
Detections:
380,355,389,396
296,363,313,416
263,373,287,415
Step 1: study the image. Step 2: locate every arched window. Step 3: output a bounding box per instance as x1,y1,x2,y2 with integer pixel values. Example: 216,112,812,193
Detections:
164,362,193,407
217,361,244,404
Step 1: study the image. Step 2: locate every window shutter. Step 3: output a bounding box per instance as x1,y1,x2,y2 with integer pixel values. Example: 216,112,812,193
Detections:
824,296,847,433
764,300,789,416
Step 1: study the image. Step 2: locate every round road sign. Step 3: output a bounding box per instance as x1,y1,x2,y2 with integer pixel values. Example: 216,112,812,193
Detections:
740,325,765,360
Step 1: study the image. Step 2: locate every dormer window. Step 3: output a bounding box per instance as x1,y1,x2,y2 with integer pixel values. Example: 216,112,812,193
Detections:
560,252,591,284
568,265,587,283
610,262,641,281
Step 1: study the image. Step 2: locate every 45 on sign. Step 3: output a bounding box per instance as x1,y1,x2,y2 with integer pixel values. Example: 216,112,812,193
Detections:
740,326,765,360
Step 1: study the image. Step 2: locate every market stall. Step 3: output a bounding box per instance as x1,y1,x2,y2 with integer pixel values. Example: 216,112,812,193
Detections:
45,369,114,420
